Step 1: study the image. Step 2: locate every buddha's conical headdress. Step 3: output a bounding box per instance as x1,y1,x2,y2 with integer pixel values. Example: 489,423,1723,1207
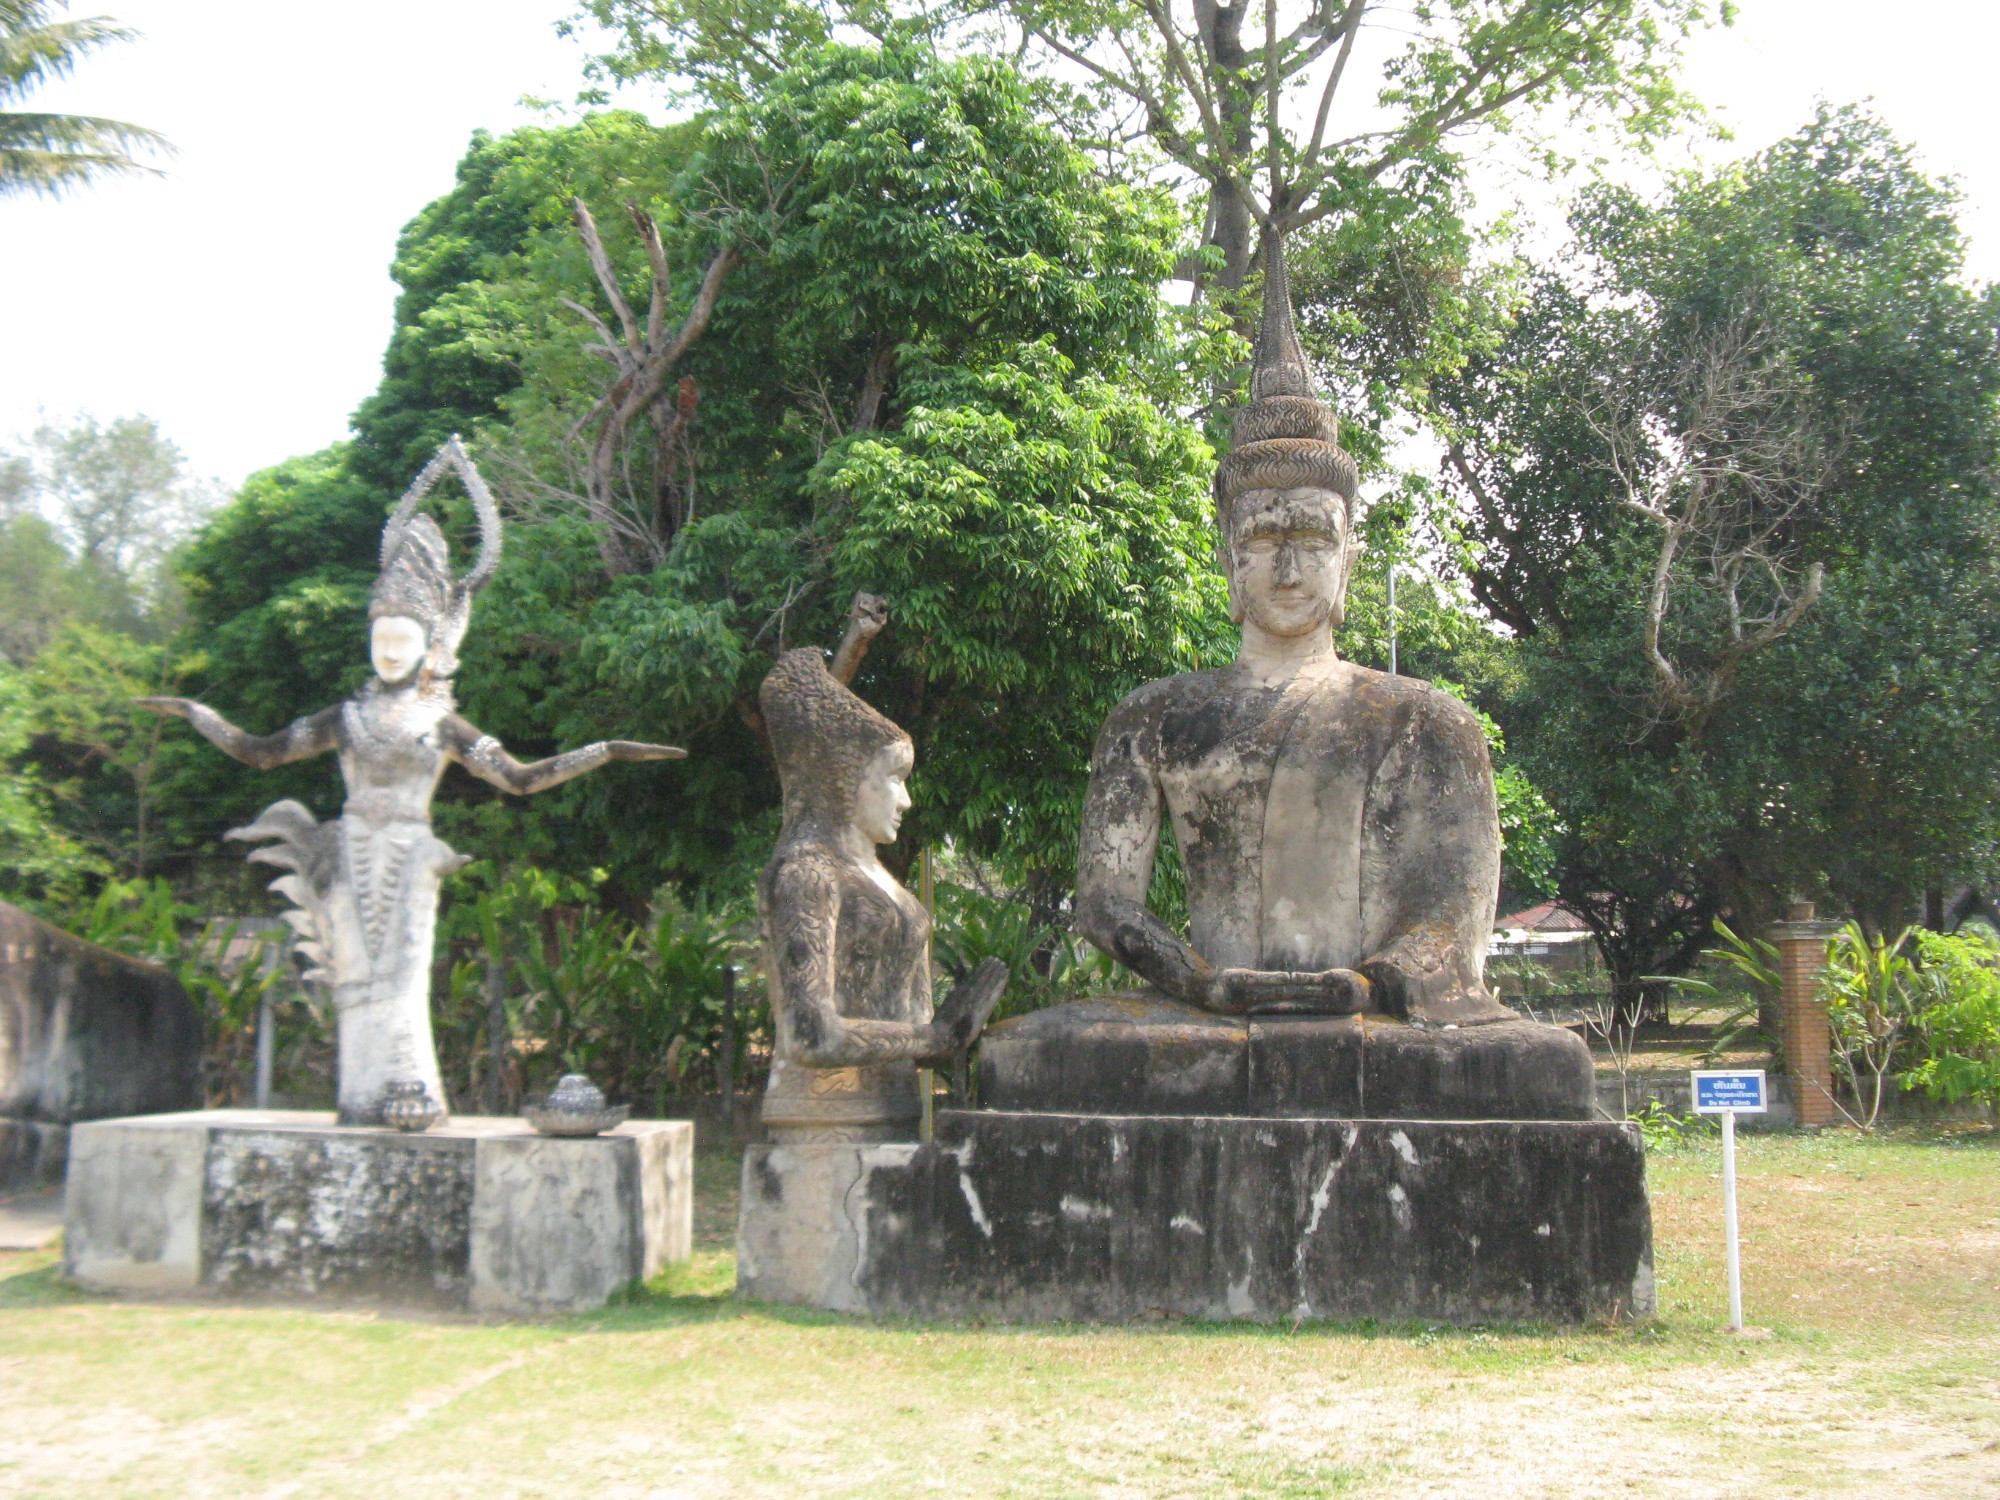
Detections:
1214,235,1359,527
370,437,503,679
761,649,912,833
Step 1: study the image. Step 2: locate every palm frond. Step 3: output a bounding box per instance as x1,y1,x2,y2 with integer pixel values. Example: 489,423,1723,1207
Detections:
0,109,168,196
0,11,139,103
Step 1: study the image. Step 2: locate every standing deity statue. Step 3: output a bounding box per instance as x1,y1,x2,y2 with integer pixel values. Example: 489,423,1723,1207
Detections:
140,440,684,1125
756,597,1007,1141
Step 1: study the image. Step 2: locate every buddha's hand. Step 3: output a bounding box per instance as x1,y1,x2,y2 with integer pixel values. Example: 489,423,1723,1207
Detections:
930,957,1008,1054
604,741,687,761
134,696,196,719
1196,967,1372,1016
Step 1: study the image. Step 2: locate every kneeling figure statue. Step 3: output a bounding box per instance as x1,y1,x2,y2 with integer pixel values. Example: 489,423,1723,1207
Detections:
756,604,1006,1142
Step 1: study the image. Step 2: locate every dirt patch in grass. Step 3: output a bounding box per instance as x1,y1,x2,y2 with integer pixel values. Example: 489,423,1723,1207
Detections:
2,1127,1994,1499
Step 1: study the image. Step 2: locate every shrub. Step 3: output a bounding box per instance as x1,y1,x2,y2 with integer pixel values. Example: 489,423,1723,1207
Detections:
1903,927,2000,1112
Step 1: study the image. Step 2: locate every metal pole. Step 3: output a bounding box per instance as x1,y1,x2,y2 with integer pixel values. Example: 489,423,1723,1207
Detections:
1387,563,1398,676
254,993,274,1108
1722,1108,1743,1331
719,963,738,1116
919,846,936,1141
484,947,507,1116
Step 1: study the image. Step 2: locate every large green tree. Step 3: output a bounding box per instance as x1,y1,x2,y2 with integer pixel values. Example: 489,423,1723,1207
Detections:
573,0,1719,303
170,42,1232,914
1437,107,2000,999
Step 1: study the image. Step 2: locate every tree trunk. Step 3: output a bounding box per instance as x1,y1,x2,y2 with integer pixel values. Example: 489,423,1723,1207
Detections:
1192,0,1259,310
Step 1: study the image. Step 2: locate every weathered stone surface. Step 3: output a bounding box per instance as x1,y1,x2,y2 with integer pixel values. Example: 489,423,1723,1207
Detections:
0,900,202,1131
469,1125,693,1313
1057,232,1588,1120
63,1110,693,1313
739,1110,1653,1325
983,995,1595,1120
63,1116,208,1293
203,1123,478,1303
139,441,682,1126
754,612,1005,1142
737,1138,904,1313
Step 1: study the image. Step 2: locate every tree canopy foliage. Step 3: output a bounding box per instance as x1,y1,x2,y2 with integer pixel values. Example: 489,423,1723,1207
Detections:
160,42,1234,914
1438,106,2000,997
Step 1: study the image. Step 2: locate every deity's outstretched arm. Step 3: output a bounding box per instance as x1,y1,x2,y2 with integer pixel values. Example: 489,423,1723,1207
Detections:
440,715,684,796
135,699,340,769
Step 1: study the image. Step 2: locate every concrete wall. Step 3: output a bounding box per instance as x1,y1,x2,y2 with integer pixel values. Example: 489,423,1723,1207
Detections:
1,902,202,1189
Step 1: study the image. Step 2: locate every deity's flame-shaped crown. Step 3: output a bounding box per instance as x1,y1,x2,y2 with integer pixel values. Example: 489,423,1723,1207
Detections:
370,437,503,679
1214,235,1359,527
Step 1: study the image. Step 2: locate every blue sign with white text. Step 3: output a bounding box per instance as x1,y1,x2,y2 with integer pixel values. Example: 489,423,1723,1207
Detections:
1691,1070,1768,1114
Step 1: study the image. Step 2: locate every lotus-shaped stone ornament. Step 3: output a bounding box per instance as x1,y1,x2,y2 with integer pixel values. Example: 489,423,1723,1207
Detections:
523,1073,630,1137
380,1079,444,1132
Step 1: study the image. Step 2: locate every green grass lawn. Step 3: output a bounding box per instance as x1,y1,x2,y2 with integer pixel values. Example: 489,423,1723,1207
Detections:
2,1127,1995,1499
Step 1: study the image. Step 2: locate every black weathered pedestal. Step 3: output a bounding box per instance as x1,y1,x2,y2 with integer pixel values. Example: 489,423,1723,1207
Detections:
739,1109,1653,1324
981,995,1597,1120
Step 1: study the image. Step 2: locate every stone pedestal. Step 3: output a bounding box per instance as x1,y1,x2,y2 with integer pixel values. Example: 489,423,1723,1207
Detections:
982,994,1596,1120
739,1110,1652,1325
64,1110,693,1314
1770,906,1841,1129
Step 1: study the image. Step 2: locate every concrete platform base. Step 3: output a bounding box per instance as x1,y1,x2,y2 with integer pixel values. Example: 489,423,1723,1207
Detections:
981,995,1596,1120
739,1110,1652,1325
64,1109,693,1313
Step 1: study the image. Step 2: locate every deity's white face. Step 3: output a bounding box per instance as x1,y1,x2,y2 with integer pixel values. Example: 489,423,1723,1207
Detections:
370,615,428,684
853,741,914,847
1226,486,1352,636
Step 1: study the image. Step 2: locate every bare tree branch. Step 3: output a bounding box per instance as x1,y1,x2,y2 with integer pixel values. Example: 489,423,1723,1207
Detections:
1581,310,1840,726
565,196,739,575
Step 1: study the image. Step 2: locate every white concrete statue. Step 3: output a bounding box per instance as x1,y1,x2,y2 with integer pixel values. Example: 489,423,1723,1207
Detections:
140,439,683,1124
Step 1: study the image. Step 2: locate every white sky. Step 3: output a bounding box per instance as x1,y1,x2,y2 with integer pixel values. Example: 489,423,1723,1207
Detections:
4,0,1999,490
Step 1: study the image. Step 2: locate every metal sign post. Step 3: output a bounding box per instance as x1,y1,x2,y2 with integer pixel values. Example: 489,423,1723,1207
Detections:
1691,1069,1769,1332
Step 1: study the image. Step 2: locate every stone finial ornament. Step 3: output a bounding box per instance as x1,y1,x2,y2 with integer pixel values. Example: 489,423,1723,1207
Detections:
138,440,686,1126
1213,236,1360,521
756,595,1006,1142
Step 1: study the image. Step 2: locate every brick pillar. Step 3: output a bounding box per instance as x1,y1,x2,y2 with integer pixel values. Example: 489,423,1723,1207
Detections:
1768,901,1839,1128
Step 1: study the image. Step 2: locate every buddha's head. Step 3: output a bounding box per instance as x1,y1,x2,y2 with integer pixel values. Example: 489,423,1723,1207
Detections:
369,614,428,685
1215,235,1360,639
1224,485,1355,635
761,648,915,847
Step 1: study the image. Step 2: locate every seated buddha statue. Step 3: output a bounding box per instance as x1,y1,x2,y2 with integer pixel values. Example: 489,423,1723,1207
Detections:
980,240,1593,1120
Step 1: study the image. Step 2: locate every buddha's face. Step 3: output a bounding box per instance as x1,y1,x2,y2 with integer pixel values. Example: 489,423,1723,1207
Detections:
370,615,428,685
853,741,914,847
1225,486,1353,636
